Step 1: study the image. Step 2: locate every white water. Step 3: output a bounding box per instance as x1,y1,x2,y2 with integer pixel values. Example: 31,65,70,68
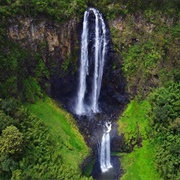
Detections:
75,11,89,115
75,8,107,115
100,122,112,173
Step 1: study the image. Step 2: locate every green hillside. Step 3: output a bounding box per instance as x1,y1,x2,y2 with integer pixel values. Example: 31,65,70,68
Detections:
0,98,91,179
118,83,180,180
118,100,161,180
25,98,90,167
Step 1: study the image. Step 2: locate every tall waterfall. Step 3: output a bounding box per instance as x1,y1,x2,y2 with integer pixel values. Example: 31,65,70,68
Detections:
75,8,108,115
100,122,112,173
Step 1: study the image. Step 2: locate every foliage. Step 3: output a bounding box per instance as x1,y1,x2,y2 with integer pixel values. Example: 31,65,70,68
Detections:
116,12,179,178
119,83,180,179
110,8,180,96
0,125,23,155
82,158,95,177
122,40,163,76
87,0,180,19
61,50,78,75
0,1,179,179
149,82,180,179
0,110,14,132
0,40,49,102
118,100,160,179
25,97,90,160
0,0,88,22
0,98,91,179
119,100,151,151
0,0,179,25
0,0,179,101
121,140,161,180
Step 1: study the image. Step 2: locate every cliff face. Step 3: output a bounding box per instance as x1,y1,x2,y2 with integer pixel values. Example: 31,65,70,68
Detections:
8,16,78,58
7,15,128,112
109,13,180,97
7,12,179,106
8,16,80,102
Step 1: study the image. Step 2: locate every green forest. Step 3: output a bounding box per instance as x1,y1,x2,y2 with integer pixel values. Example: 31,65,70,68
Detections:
0,0,180,180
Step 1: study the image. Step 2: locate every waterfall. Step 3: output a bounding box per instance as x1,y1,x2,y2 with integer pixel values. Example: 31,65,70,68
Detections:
75,8,108,115
100,122,112,173
75,10,89,115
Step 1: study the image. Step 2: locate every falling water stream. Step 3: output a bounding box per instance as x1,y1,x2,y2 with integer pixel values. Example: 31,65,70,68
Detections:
75,10,89,115
75,8,120,180
75,8,107,115
100,122,112,172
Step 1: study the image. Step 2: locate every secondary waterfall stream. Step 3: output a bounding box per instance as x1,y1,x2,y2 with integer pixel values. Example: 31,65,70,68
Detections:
100,122,112,172
75,8,107,115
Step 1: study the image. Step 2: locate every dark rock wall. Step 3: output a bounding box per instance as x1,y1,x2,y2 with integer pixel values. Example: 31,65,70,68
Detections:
8,16,80,103
8,14,128,113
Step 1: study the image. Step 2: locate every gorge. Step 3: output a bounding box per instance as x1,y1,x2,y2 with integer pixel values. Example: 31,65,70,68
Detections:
0,1,179,180
75,8,123,179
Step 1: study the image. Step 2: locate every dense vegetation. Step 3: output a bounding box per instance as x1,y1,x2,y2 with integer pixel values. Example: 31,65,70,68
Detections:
1,0,180,22
149,82,180,179
0,0,179,179
119,83,180,180
108,1,180,180
0,0,87,22
0,40,48,102
110,7,180,96
116,4,180,179
0,98,91,179
118,100,161,180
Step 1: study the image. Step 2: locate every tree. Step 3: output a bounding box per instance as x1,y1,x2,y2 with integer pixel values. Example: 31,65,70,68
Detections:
0,125,23,155
0,110,14,132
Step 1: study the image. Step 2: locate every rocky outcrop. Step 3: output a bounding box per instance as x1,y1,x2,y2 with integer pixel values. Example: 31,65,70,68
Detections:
109,13,179,97
8,16,78,58
8,16,80,101
7,14,128,112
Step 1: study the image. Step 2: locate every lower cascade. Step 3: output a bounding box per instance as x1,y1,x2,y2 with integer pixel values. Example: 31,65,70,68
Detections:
100,122,113,172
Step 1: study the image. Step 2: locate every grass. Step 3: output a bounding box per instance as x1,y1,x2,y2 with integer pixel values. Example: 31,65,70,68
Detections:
121,140,161,180
25,97,90,167
118,100,161,180
118,100,151,140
